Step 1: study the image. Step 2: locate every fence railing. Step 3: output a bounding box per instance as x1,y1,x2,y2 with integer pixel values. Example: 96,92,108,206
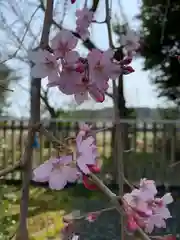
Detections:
0,119,180,185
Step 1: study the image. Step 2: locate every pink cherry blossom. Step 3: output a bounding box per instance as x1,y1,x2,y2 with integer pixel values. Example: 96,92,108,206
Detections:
76,25,90,41
87,49,122,85
74,79,108,104
123,179,173,234
59,51,82,92
139,178,157,201
78,123,92,136
33,156,80,190
127,215,138,231
51,30,78,58
75,8,93,40
89,81,108,101
76,8,93,29
121,29,140,55
76,133,98,174
48,51,82,94
86,212,100,222
28,49,60,82
74,90,89,104
145,214,166,233
123,190,152,217
76,123,91,142
154,193,173,219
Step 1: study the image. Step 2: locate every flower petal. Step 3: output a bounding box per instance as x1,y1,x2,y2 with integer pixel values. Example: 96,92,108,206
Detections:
77,156,90,174
33,159,53,182
74,92,88,105
89,86,105,103
83,175,98,190
31,64,49,78
65,166,79,182
162,193,173,205
65,51,80,64
28,49,45,63
49,169,67,190
59,155,73,165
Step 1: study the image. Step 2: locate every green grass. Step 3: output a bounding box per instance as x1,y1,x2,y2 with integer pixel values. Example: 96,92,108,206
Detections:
0,186,71,239
0,183,104,239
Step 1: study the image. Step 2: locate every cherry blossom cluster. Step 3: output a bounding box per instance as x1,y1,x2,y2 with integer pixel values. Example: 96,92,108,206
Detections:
28,7,137,105
33,123,100,190
123,179,173,234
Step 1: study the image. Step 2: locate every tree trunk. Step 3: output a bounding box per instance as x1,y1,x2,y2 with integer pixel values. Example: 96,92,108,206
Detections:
111,74,129,182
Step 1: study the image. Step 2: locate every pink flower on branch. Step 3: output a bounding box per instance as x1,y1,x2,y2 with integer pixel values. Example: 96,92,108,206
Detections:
154,193,173,219
28,32,136,105
73,80,108,104
88,49,122,83
76,8,93,29
76,131,98,174
86,212,100,222
33,124,100,189
122,179,173,234
51,30,78,58
28,49,60,81
121,29,140,55
78,122,92,136
49,51,83,94
145,214,166,234
76,25,90,41
76,7,93,40
83,164,101,190
33,156,79,190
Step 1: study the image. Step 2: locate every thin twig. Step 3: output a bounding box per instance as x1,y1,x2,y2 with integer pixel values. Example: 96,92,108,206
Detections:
0,5,40,64
151,235,174,239
0,162,21,178
0,123,40,179
39,124,72,153
63,206,115,222
0,84,14,92
169,160,180,168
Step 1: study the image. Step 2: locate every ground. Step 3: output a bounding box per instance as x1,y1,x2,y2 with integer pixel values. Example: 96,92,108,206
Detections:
0,183,105,239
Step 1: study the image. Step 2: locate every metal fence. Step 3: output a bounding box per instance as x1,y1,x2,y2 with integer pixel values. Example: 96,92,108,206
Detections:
0,119,180,185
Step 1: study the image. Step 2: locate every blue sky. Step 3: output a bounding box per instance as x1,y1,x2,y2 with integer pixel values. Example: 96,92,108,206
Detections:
5,0,171,118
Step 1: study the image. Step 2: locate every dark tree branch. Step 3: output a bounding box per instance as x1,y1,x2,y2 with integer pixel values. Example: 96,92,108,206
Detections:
0,4,40,64
16,0,54,239
40,88,57,118
105,91,113,98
